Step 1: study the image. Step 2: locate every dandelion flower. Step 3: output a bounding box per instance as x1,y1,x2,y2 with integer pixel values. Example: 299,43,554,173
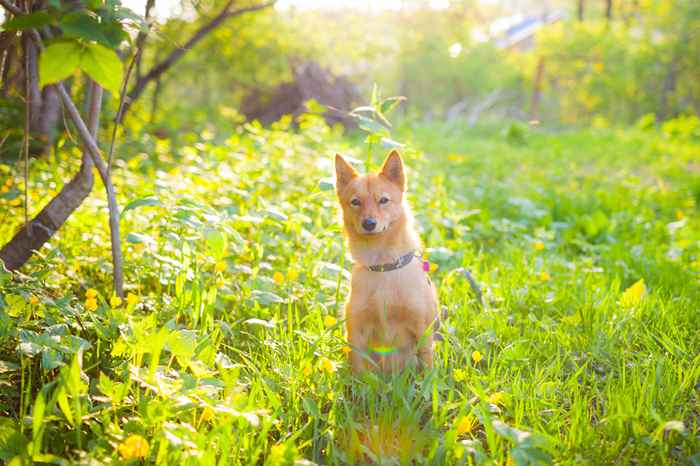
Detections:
539,271,551,281
453,368,467,382
488,391,506,406
85,297,98,311
341,346,352,355
117,434,149,460
29,295,39,305
200,407,215,422
110,296,122,308
287,269,299,281
318,357,336,374
126,292,139,306
273,271,285,285
471,350,483,364
533,241,545,251
215,260,227,273
455,415,478,435
85,288,98,299
302,362,312,377
323,315,337,328
620,279,645,308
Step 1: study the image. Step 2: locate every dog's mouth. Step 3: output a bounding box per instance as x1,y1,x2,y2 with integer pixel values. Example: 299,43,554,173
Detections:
360,226,387,235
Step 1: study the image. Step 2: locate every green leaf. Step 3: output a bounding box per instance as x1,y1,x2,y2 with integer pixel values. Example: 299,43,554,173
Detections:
204,228,227,258
60,11,125,48
55,387,74,427
79,42,123,95
38,41,82,88
126,232,155,245
122,196,162,216
2,11,52,31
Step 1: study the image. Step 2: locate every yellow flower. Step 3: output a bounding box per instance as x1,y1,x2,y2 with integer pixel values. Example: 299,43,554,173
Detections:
85,297,98,311
302,362,312,377
323,315,337,328
675,210,684,220
9,198,21,206
533,241,545,251
620,279,646,308
215,260,227,273
471,351,483,364
539,271,551,281
429,262,439,273
318,357,336,374
200,407,215,422
488,391,506,406
341,346,352,355
110,296,122,308
126,292,139,306
0,185,8,193
117,434,149,460
455,415,478,435
85,288,98,299
287,269,299,281
29,295,40,305
453,368,467,382
4,178,12,187
273,271,285,285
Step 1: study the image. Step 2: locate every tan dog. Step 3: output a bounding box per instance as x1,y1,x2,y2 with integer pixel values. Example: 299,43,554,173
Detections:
335,150,438,372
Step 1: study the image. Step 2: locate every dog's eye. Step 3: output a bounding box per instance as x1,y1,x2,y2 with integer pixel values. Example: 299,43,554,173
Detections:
350,198,361,206
379,196,390,205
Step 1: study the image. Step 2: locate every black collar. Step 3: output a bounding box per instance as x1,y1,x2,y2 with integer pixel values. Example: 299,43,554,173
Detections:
366,251,417,272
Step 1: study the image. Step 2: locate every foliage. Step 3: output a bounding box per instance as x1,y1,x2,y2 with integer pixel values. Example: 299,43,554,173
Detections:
1,113,699,463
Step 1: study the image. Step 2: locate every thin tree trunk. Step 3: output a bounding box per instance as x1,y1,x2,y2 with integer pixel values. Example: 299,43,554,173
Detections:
134,0,155,81
0,82,100,271
529,57,545,121
605,0,612,21
122,0,275,117
578,0,585,21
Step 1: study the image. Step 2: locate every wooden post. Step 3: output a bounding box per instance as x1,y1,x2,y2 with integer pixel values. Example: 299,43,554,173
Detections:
529,57,545,121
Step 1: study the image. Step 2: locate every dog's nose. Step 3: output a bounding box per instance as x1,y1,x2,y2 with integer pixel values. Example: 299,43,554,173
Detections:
362,218,377,231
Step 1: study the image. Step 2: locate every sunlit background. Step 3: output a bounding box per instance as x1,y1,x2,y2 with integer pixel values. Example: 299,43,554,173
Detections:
112,0,697,131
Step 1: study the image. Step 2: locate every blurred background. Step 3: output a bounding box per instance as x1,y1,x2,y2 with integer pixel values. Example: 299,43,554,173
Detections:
119,0,700,131
2,0,700,154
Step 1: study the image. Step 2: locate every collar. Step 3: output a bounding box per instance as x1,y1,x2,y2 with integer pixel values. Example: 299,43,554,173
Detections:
366,250,418,272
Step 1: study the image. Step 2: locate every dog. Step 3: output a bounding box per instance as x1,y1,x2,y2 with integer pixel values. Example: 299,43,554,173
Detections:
335,150,438,372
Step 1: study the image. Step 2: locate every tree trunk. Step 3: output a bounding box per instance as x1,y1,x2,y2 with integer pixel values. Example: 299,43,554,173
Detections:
605,0,612,21
578,0,585,21
0,82,100,271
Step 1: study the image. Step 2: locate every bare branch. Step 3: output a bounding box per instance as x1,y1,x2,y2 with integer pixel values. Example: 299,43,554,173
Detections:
123,0,276,115
0,0,22,15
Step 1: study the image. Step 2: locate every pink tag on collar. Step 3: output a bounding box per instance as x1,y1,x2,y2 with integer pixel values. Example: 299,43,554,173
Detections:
422,260,430,272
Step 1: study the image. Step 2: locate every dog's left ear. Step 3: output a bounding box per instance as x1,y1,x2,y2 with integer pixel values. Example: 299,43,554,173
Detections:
379,150,405,192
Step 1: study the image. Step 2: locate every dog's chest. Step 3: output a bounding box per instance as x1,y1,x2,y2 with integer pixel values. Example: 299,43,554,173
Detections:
352,262,434,313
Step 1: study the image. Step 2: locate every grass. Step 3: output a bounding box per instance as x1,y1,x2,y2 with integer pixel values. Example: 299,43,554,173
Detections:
0,113,699,465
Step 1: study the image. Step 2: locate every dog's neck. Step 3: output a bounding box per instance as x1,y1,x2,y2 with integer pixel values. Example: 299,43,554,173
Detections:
346,208,422,267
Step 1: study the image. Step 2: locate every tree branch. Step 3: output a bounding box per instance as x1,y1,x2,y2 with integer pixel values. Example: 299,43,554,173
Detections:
0,0,22,15
2,25,125,297
122,0,276,116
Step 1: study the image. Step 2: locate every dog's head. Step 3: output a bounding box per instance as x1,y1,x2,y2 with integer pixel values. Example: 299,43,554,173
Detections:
335,150,406,237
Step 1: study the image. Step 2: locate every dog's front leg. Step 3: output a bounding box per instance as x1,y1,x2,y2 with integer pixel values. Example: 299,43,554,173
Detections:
345,306,371,373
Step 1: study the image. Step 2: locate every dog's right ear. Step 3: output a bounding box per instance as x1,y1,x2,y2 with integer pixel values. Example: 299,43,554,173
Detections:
335,154,358,190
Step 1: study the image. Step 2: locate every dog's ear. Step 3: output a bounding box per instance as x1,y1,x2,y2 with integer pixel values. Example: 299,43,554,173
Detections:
335,154,358,190
379,150,405,191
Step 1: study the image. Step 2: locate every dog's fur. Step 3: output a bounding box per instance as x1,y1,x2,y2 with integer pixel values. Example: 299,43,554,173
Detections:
335,150,438,372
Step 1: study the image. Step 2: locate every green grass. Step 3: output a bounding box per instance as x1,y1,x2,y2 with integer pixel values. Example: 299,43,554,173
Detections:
1,114,699,465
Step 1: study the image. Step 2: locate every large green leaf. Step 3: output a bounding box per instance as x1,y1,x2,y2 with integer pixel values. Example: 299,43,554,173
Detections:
38,41,82,89
2,11,52,31
79,42,123,95
60,11,115,48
